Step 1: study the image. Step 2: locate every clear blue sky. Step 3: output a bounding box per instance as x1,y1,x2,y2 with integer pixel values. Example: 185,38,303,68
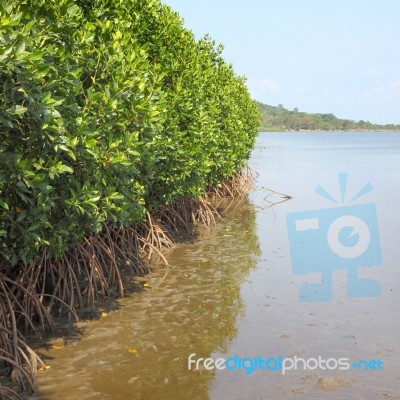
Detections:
162,0,400,124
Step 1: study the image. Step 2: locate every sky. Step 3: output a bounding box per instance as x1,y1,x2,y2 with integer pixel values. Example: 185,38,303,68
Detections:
162,0,400,124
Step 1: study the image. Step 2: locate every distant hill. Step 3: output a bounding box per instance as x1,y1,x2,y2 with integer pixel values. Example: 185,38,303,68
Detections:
258,102,400,132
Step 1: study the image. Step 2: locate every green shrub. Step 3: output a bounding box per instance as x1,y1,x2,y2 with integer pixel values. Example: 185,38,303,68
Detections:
0,0,259,267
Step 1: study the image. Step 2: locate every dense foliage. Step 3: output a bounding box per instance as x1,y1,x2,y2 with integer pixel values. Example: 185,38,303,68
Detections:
259,102,400,131
0,0,259,267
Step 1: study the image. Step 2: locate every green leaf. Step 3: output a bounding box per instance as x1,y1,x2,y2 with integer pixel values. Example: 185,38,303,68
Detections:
57,164,74,174
85,138,97,148
88,195,100,203
27,223,41,233
17,210,27,222
36,65,51,79
67,5,80,16
15,40,25,54
13,105,27,115
28,50,44,61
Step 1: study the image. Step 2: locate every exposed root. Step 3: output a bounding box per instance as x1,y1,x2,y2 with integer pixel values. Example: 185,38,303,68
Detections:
0,383,22,400
0,277,46,393
206,166,258,199
0,167,255,394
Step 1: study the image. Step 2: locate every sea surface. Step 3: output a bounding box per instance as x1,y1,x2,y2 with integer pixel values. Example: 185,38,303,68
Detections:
31,132,400,400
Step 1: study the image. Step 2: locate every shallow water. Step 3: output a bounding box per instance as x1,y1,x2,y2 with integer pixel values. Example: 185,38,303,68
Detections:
31,132,400,399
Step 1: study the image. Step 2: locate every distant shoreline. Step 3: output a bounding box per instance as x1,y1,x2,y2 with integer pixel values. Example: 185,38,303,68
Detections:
258,102,400,132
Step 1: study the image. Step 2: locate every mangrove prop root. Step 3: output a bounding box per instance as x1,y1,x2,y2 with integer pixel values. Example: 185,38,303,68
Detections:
0,169,254,394
206,167,258,199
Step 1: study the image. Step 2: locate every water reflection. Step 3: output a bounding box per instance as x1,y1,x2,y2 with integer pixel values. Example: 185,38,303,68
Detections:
210,132,400,400
33,198,261,400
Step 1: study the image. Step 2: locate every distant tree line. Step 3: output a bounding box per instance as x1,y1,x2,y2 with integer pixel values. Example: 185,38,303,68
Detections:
258,102,400,131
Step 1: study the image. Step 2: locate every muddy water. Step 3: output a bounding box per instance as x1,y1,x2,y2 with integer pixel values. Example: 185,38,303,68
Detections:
30,200,261,400
31,132,400,399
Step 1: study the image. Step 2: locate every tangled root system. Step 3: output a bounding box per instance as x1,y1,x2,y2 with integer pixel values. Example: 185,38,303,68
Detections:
206,166,257,199
0,168,255,395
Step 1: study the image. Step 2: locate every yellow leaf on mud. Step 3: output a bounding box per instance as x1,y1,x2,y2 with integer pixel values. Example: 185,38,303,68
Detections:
39,365,51,371
101,312,108,317
127,348,138,355
51,345,64,350
143,283,149,287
